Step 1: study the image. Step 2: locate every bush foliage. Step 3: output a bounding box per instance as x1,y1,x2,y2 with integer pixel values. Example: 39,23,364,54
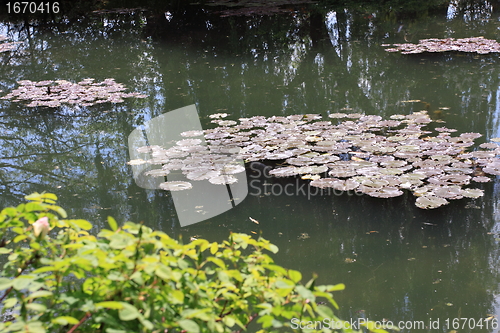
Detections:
0,193,390,333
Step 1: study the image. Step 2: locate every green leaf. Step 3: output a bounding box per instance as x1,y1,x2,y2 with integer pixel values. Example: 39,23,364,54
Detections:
268,244,279,253
119,303,139,321
107,216,118,231
32,266,56,274
52,316,80,326
95,301,125,310
25,193,42,201
26,303,47,312
70,219,92,230
275,279,294,289
3,298,17,308
25,202,45,212
13,276,33,290
222,316,235,327
2,207,18,217
26,320,45,333
26,291,53,301
295,285,315,302
178,319,200,333
316,305,334,318
40,193,58,203
0,248,12,254
12,227,25,234
170,290,184,304
264,264,287,275
210,242,218,255
208,257,226,269
109,234,132,249
155,265,172,280
288,269,302,283
48,205,67,218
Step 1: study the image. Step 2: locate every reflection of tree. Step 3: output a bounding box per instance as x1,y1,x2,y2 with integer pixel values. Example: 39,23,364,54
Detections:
0,14,161,223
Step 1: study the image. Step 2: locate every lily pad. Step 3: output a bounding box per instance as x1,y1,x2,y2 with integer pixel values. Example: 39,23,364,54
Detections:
159,181,193,191
415,196,449,209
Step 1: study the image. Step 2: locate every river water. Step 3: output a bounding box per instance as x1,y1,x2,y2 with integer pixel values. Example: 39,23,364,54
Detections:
0,1,499,331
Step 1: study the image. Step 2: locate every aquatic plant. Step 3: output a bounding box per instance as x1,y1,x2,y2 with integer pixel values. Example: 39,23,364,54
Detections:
130,111,500,209
383,37,500,54
1,78,147,107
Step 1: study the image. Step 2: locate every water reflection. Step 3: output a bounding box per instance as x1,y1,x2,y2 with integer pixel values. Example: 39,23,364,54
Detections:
0,2,499,331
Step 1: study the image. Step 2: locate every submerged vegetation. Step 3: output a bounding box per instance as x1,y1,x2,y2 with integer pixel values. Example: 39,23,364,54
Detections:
0,193,389,333
130,111,500,209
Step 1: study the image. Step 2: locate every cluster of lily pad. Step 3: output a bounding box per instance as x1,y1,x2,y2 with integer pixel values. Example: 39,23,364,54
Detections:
383,37,500,54
129,111,500,209
0,78,147,107
0,35,22,53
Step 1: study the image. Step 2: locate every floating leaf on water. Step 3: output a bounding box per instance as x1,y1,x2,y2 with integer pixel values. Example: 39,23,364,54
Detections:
3,78,147,107
304,114,322,120
328,167,358,178
269,166,299,177
208,175,238,185
126,109,499,209
180,130,204,137
461,188,484,198
460,132,482,140
186,170,220,181
265,151,294,160
159,181,193,191
435,127,457,133
209,113,229,119
301,174,321,180
330,179,359,191
221,164,246,174
144,169,170,177
381,160,407,168
379,167,405,175
384,37,500,55
162,160,185,170
218,120,237,126
415,195,449,209
127,159,147,165
176,139,202,146
364,186,404,198
328,113,347,119
472,176,491,183
471,151,496,159
428,174,471,186
361,178,390,188
433,186,463,199
310,178,336,188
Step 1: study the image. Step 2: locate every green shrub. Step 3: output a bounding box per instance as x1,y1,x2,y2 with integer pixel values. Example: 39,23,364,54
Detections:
0,193,391,333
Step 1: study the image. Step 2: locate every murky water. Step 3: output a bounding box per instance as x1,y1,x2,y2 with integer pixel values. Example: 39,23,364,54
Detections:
0,1,499,331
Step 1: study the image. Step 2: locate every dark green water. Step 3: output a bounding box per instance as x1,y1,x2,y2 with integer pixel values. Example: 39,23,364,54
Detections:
0,1,499,331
